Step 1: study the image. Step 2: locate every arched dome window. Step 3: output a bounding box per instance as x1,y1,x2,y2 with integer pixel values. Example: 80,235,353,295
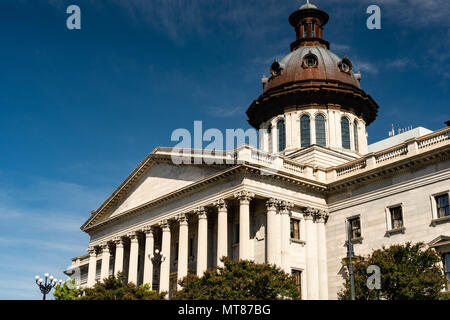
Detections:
303,53,318,68
341,117,351,150
354,120,359,152
277,120,286,152
315,114,326,146
300,115,311,148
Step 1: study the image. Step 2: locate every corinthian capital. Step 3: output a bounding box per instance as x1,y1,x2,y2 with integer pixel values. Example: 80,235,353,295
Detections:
279,200,294,215
213,199,228,211
176,213,189,226
234,191,255,204
159,219,171,232
194,206,207,220
266,198,279,211
314,210,329,223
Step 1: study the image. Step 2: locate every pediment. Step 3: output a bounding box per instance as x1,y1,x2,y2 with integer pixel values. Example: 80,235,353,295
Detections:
428,235,450,248
285,145,359,168
108,162,223,218
82,150,231,230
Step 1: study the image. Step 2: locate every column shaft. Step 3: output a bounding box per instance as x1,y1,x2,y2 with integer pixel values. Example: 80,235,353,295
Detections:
160,222,171,295
316,213,329,300
128,233,139,284
196,208,208,276
87,248,97,287
143,228,154,286
100,244,110,281
235,191,254,260
177,215,189,290
304,209,319,300
280,202,293,273
114,239,124,275
266,199,279,266
215,200,228,268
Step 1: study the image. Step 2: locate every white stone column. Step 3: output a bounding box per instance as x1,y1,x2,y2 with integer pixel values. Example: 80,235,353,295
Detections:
196,207,208,276
266,198,280,266
128,232,139,284
160,220,171,295
113,238,124,275
177,214,189,290
304,208,319,300
100,243,111,281
214,199,228,268
279,201,294,273
234,191,254,260
87,247,97,287
316,211,329,300
143,227,154,286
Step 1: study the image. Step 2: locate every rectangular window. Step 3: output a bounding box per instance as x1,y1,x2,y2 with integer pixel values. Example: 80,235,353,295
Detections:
290,219,300,240
302,23,307,38
291,270,302,299
234,224,240,244
175,242,179,261
444,253,450,291
436,194,450,218
348,217,361,240
390,206,404,229
311,21,316,37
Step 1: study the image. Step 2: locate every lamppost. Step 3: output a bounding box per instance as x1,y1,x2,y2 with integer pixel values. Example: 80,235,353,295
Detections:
149,249,165,291
149,249,166,266
346,221,356,300
35,273,62,300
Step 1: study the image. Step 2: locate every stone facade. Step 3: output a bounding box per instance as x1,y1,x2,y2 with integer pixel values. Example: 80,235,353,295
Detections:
66,2,450,299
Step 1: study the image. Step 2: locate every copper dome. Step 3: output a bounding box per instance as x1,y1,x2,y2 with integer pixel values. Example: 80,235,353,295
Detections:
264,46,362,93
246,2,379,129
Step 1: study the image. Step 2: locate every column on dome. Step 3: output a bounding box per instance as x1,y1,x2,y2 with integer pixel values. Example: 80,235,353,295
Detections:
214,199,228,268
177,214,189,290
266,198,281,266
114,238,124,275
143,227,154,286
303,207,319,300
234,191,255,260
315,210,329,300
100,243,111,281
159,220,171,295
195,207,208,276
279,201,294,273
127,232,139,284
87,247,97,287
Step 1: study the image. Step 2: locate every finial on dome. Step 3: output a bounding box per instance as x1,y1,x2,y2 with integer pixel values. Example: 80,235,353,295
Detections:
300,0,318,9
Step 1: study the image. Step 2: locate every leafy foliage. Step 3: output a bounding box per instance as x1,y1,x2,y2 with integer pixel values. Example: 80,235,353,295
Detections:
53,272,166,300
173,257,300,300
338,242,447,300
54,279,83,300
80,272,167,300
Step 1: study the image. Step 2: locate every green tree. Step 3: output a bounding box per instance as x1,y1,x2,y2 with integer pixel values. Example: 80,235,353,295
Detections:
54,279,83,300
338,242,447,300
80,272,167,300
173,257,300,300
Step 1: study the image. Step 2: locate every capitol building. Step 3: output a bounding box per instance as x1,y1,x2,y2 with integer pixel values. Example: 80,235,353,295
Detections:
66,2,450,299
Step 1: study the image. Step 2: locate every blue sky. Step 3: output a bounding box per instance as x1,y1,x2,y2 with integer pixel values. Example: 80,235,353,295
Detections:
0,0,449,299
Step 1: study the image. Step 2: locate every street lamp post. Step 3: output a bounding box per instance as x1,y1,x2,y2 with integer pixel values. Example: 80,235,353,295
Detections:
149,249,166,291
35,273,62,300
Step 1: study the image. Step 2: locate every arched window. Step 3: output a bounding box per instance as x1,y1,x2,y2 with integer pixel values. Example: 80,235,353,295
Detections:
277,120,286,152
300,115,311,148
354,120,359,152
341,117,351,150
268,125,272,153
315,114,326,146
